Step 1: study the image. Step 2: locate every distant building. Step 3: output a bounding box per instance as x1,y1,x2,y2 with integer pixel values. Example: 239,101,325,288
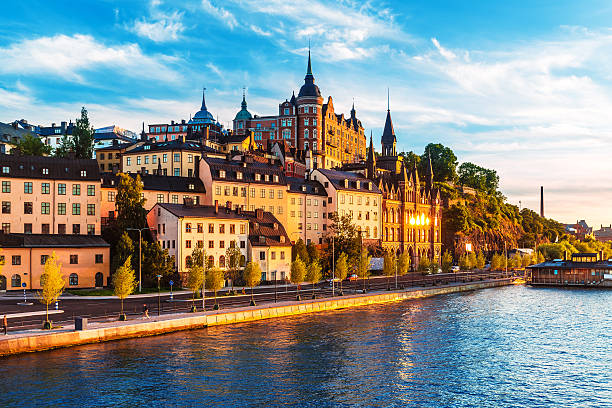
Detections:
0,233,110,290
0,121,38,154
594,225,612,242
95,140,141,173
94,125,138,151
38,121,75,148
564,220,592,240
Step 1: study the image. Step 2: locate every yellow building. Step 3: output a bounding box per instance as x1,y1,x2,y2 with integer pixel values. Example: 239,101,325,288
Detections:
286,177,328,245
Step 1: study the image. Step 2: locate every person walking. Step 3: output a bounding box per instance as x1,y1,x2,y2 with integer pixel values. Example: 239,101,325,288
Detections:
3,314,7,335
142,304,150,319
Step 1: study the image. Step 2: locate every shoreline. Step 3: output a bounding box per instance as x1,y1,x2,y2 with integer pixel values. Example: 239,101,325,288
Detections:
0,278,511,357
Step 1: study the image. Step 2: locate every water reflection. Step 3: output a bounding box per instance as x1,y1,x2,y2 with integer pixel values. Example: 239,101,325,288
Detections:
1,286,612,407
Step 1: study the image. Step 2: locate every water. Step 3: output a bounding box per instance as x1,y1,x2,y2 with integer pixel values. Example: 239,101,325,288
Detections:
1,285,611,407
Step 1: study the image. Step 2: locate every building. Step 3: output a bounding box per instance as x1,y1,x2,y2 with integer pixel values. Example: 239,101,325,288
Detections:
564,220,593,240
38,121,75,148
95,140,140,173
594,225,612,242
0,154,101,235
0,121,38,154
312,168,382,244
528,252,612,286
271,141,307,178
199,156,289,229
147,203,291,283
101,173,206,228
93,125,138,151
232,51,366,168
0,233,110,290
286,177,328,244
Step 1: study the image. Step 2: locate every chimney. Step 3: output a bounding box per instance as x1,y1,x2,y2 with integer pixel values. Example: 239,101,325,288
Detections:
194,156,200,179
52,123,56,128
180,135,185,143
540,186,544,218
61,121,67,132
214,200,218,214
112,139,118,147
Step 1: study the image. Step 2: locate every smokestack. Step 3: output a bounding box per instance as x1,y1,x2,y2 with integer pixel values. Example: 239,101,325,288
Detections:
540,186,544,218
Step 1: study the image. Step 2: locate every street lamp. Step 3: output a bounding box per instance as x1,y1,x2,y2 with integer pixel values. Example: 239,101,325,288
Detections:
126,227,151,293
332,235,335,297
156,274,161,316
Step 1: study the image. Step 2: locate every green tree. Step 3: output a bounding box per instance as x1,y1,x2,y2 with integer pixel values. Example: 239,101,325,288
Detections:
242,261,262,305
420,143,458,183
441,251,453,273
399,151,421,171
116,173,147,231
468,252,477,270
335,252,348,294
113,257,137,320
306,260,322,299
490,253,502,271
292,238,309,263
459,254,471,271
458,162,500,194
428,261,440,275
476,250,486,269
397,251,410,275
326,213,360,271
383,251,395,289
72,106,95,159
306,242,320,265
290,257,306,300
112,232,134,274
206,266,225,309
186,250,205,312
357,250,372,291
141,240,175,287
418,257,431,273
54,133,72,158
225,242,242,293
38,252,65,329
11,133,52,156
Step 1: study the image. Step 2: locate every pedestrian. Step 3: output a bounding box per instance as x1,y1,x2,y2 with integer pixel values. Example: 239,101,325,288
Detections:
143,304,149,319
3,314,7,335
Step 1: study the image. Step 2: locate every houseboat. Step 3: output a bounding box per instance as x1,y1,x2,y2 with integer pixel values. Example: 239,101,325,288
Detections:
527,252,612,287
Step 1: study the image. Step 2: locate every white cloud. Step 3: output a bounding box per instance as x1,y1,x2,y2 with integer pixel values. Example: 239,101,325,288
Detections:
206,62,223,78
131,10,184,42
201,0,238,29
250,25,271,37
0,34,181,83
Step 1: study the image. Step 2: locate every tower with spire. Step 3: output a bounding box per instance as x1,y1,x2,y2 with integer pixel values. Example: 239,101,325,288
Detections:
233,87,253,135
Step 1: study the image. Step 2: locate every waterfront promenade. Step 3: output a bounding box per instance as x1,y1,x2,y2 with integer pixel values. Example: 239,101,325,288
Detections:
0,277,511,357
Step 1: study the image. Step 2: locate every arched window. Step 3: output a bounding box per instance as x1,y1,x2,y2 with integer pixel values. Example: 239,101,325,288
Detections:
207,255,214,268
69,273,79,286
11,274,21,288
304,129,309,139
219,255,226,268
185,255,192,268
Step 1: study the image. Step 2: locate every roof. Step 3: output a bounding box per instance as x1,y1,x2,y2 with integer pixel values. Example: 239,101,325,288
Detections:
0,233,109,248
38,122,74,136
0,153,100,181
527,260,612,270
155,203,248,220
95,142,135,151
287,177,327,196
382,110,396,145
298,50,321,99
94,132,136,142
102,173,205,193
190,89,215,124
204,157,287,185
234,94,253,121
316,168,381,193
126,139,206,154
0,122,37,143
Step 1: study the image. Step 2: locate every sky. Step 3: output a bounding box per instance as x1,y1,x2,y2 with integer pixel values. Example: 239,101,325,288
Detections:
1,0,611,228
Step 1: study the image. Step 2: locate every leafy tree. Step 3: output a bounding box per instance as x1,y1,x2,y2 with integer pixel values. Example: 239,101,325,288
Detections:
72,106,95,159
38,252,65,329
11,133,52,156
420,143,458,183
459,254,471,271
383,251,395,289
468,252,477,269
113,257,137,320
115,173,147,231
290,257,306,300
335,252,348,294
441,251,453,273
357,250,371,291
418,257,431,273
186,250,205,312
458,162,500,194
242,261,262,305
326,213,360,271
476,250,486,269
428,262,440,275
306,260,322,299
112,232,134,274
225,242,242,292
399,151,421,171
490,253,502,271
206,266,225,309
397,251,410,275
54,134,72,158
306,242,320,265
292,238,309,263
141,240,175,287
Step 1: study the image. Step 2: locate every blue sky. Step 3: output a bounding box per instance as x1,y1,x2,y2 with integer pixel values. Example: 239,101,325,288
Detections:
1,0,612,228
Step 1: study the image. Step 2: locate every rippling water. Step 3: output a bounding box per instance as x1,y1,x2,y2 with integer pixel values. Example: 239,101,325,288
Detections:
2,285,611,407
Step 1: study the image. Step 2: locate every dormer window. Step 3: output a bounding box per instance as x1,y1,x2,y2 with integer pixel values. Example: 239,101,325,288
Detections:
144,145,150,150
265,174,269,182
280,236,285,243
1,166,9,174
255,173,261,181
356,181,360,189
80,170,87,177
42,168,48,175
259,236,265,244
188,184,194,190
219,170,226,178
273,175,279,182
237,172,243,180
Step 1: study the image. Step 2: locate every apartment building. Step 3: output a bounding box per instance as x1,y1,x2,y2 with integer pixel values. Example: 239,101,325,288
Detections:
286,177,328,245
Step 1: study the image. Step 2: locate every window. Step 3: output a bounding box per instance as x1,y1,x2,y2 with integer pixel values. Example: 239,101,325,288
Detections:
157,194,164,203
95,254,103,264
41,202,50,214
86,204,95,216
259,251,266,260
163,154,168,163
87,224,95,235
72,203,81,215
185,223,192,233
108,191,116,202
24,182,32,194
41,255,49,265
271,252,276,260
152,155,157,164
137,156,141,165
172,195,178,204
219,224,225,234
70,255,78,264
208,223,214,233
280,251,285,260
197,223,203,233
219,241,225,249
58,224,66,234
1,181,10,193
174,153,180,162
260,189,266,198
41,224,50,234
72,184,81,195
219,255,225,268
240,224,246,234
87,185,95,196
57,203,66,215
185,240,192,249
1,166,8,174
12,255,21,265
72,224,80,234
11,274,21,288
174,168,180,176
80,170,87,177
69,273,79,286
24,202,33,214
1,201,10,214
41,183,50,194
144,156,149,164
209,240,214,249
229,224,235,234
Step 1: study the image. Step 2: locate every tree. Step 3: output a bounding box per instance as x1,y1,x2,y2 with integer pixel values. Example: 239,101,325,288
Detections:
476,250,486,269
112,231,134,274
141,240,175,287
335,252,348,294
113,257,137,320
490,253,502,271
420,143,458,183
225,242,242,293
186,251,205,312
206,266,225,309
397,251,410,275
242,262,262,306
357,250,372,292
428,262,440,275
418,257,431,273
383,251,395,289
459,254,471,271
306,260,322,299
54,133,72,158
326,213,360,271
399,151,421,171
468,252,477,270
306,242,320,265
115,173,147,231
11,133,52,156
441,251,453,273
458,162,499,194
72,106,95,159
38,252,65,329
292,238,309,263
290,257,306,300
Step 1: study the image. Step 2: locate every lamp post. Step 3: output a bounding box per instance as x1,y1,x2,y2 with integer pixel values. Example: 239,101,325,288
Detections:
126,227,150,293
156,274,161,316
331,235,335,297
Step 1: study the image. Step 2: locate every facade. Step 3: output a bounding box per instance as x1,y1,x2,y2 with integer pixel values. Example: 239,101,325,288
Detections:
101,173,207,228
246,208,292,281
286,177,328,245
0,154,101,235
312,168,382,244
94,125,137,151
271,141,307,178
0,121,39,154
528,252,612,286
0,233,110,291
564,220,593,240
38,121,74,148
199,156,289,228
95,140,139,173
594,225,612,242
232,51,366,168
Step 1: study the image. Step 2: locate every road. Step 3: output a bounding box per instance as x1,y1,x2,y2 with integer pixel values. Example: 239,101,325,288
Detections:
0,270,517,332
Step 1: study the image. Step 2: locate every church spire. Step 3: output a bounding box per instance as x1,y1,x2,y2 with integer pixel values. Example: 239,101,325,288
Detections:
381,90,396,156
241,87,247,109
425,151,434,187
200,87,207,111
366,131,376,180
305,45,313,80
